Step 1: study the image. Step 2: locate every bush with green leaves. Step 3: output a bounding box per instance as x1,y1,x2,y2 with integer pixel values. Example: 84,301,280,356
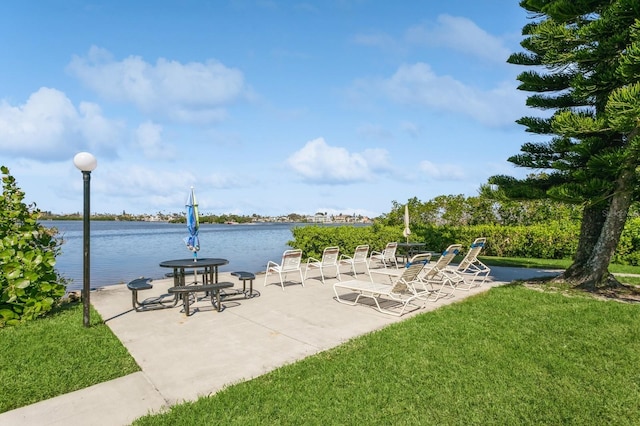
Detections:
290,224,402,259
613,217,640,266
0,166,66,327
289,221,588,262
411,221,581,259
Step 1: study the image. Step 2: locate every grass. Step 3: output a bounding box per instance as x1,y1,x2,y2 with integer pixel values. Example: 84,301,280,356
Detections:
480,255,572,269
133,285,640,425
481,256,640,288
619,275,640,286
481,255,640,277
0,302,139,413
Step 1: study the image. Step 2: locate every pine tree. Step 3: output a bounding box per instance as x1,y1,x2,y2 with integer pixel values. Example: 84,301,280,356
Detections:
488,0,640,289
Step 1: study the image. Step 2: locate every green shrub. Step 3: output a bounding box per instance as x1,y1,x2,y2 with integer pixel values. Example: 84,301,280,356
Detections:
0,166,67,327
290,215,640,266
290,224,402,259
613,217,640,265
290,222,584,261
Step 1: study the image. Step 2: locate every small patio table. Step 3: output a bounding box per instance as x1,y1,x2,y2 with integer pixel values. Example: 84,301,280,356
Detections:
396,242,427,264
159,258,229,287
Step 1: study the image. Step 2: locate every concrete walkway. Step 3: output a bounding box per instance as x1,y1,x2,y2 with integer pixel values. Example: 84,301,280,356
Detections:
0,266,561,425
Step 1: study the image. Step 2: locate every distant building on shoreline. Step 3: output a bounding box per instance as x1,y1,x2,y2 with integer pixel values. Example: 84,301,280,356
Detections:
40,211,373,224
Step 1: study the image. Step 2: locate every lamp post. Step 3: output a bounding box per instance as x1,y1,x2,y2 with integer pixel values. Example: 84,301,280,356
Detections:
73,152,97,327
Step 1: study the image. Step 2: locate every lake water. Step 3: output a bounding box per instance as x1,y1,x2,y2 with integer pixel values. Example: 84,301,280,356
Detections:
47,221,304,291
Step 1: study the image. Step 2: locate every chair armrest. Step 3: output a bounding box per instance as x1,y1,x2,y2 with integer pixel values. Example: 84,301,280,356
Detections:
306,256,321,264
266,260,279,268
370,250,383,256
339,254,353,261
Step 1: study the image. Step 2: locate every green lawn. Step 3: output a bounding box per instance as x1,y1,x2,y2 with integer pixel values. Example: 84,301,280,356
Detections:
133,285,640,425
481,256,640,285
481,255,640,276
480,255,572,269
0,303,139,413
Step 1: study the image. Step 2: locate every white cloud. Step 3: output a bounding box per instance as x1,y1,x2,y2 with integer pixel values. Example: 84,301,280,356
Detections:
406,14,511,63
419,160,465,180
77,102,123,148
351,62,526,127
361,148,392,171
67,46,250,124
133,121,176,160
202,171,250,189
95,165,193,197
286,137,392,184
0,87,122,161
90,164,249,213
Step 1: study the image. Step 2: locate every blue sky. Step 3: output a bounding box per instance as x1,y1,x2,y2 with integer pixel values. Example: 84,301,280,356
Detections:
0,0,535,218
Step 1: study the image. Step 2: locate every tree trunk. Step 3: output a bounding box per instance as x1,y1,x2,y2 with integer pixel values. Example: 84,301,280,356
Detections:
562,169,635,290
562,202,608,279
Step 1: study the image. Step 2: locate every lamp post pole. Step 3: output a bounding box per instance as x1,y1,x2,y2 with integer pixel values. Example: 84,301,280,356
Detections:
73,152,97,327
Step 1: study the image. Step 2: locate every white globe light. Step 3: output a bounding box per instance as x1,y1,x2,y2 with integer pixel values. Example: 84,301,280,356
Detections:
73,152,97,172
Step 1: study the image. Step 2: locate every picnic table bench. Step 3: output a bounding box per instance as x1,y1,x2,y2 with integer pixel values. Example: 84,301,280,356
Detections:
168,282,234,316
230,271,257,298
127,278,178,312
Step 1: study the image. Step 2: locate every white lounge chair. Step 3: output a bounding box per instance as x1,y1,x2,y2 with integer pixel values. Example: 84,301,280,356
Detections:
304,246,341,284
369,242,399,269
333,253,432,316
418,244,464,300
263,249,304,290
447,237,491,289
339,244,370,279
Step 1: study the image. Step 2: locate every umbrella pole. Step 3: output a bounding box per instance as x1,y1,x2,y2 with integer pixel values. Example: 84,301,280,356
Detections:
194,252,197,283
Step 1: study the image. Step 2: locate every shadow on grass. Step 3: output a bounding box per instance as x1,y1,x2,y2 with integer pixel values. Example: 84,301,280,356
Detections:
512,274,640,304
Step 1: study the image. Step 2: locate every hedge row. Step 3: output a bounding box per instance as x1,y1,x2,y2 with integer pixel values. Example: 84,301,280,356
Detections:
289,218,640,265
289,224,400,261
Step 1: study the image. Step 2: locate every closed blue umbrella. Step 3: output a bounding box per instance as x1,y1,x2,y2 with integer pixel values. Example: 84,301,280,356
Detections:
184,187,200,261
